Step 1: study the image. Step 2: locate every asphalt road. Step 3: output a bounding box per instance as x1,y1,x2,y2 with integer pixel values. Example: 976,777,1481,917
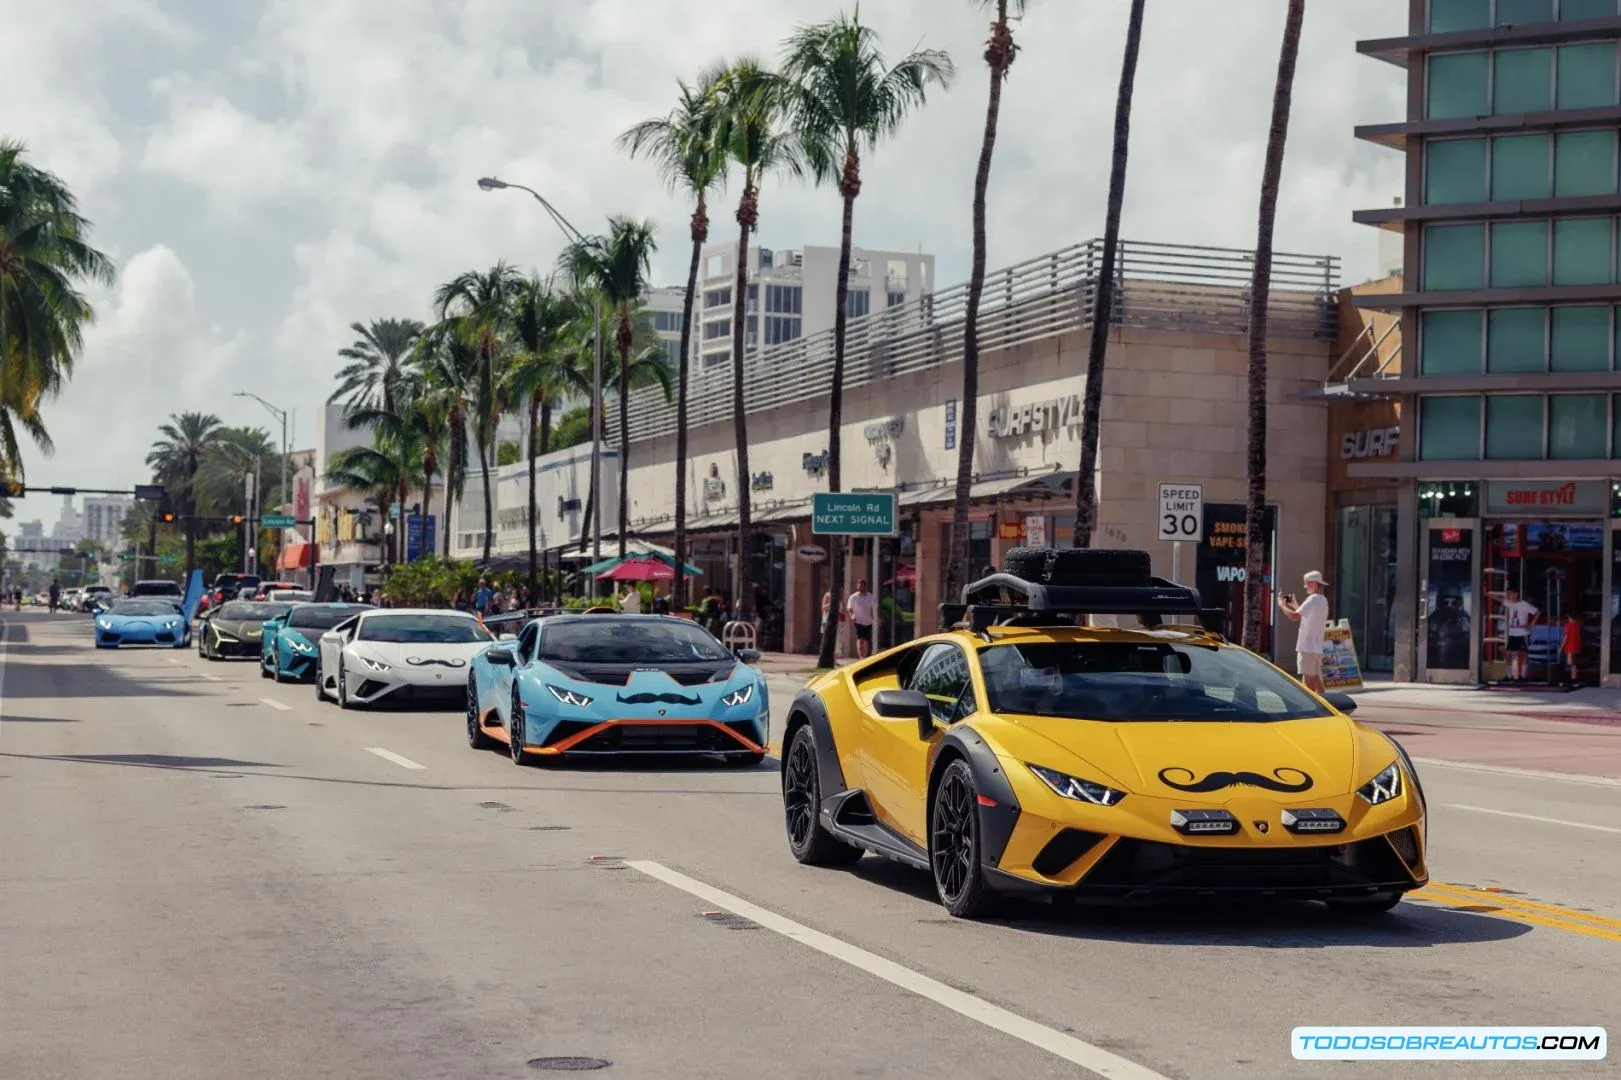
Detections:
2,611,1616,1080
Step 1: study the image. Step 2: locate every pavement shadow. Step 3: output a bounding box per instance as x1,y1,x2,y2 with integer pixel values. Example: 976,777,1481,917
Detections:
0,716,80,723
0,752,283,771
0,622,31,642
534,754,778,775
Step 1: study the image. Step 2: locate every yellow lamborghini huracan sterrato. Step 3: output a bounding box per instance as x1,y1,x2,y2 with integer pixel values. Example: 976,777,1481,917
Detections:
780,548,1427,918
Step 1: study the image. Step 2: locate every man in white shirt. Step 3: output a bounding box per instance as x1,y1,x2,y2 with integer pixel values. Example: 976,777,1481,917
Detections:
1494,588,1538,681
1278,570,1330,693
846,578,876,659
618,585,641,615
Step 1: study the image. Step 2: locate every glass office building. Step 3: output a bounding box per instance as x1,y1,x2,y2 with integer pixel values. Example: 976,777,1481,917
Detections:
1347,1,1621,684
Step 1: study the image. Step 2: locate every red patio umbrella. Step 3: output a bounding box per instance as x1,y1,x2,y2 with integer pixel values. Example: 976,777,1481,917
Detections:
597,558,676,582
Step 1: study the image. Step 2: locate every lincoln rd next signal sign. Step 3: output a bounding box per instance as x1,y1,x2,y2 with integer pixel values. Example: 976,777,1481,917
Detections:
812,492,897,536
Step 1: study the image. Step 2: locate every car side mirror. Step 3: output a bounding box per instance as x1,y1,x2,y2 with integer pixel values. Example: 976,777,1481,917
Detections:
873,688,936,741
485,647,515,666
736,648,762,664
1323,691,1357,714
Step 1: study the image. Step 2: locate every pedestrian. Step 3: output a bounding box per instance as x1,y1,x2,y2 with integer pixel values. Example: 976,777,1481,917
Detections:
47,578,60,614
1561,612,1582,686
846,578,876,660
1277,570,1329,694
1493,588,1540,682
618,584,641,614
472,578,494,624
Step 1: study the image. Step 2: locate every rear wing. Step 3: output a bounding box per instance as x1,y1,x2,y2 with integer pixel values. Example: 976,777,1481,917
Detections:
939,572,1227,636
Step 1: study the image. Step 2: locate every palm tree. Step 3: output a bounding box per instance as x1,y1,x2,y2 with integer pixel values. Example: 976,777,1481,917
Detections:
559,218,659,561
713,59,803,621
415,323,478,558
146,412,223,578
618,67,729,608
0,140,116,476
328,318,424,416
1242,0,1306,652
435,263,524,566
782,12,953,668
502,277,591,597
196,425,280,520
950,0,1026,591
1073,0,1147,551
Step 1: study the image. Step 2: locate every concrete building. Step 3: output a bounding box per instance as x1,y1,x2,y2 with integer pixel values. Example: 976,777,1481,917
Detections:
82,495,133,547
1333,0,1621,684
49,496,82,545
693,243,934,371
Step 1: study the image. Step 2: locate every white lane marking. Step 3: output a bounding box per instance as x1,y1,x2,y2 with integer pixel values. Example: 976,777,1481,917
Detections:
1445,803,1621,835
201,674,222,682
258,697,292,711
364,747,426,771
0,620,11,726
1413,757,1621,789
626,860,1169,1080
166,657,182,665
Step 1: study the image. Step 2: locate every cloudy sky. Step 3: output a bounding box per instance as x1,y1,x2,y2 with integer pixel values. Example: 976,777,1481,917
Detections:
4,0,1405,503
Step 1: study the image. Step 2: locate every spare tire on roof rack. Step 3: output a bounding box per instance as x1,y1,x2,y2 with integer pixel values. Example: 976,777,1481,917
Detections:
1001,546,1152,586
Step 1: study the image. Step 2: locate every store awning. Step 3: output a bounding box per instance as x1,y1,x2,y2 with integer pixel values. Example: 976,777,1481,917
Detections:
279,541,314,570
899,471,1075,508
755,501,812,523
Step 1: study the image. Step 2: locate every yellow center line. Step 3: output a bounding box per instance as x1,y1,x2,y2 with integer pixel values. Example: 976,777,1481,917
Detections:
1413,883,1621,943
1420,882,1621,930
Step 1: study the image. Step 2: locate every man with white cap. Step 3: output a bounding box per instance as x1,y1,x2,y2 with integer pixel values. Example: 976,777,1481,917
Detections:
1278,570,1330,693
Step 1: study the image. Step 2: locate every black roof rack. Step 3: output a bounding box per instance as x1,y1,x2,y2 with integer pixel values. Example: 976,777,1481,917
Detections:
939,571,1228,637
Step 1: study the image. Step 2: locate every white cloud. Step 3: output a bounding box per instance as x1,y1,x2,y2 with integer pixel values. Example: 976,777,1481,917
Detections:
141,78,314,213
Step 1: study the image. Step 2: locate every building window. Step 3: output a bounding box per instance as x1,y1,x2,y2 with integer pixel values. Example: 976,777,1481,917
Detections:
1555,130,1617,197
652,310,686,334
1612,394,1621,456
701,348,729,369
703,287,731,309
763,315,801,346
1556,42,1618,109
1424,222,1487,290
1492,133,1551,199
764,284,802,314
1562,0,1618,18
1423,309,1486,374
1427,138,1487,204
1490,220,1548,287
1486,394,1545,458
1549,394,1608,457
1553,216,1612,284
1494,47,1554,114
1428,52,1491,119
1488,307,1547,372
1420,395,1483,460
845,290,871,318
1497,0,1554,23
1431,0,1490,31
1550,305,1610,370
703,319,729,341
887,290,906,308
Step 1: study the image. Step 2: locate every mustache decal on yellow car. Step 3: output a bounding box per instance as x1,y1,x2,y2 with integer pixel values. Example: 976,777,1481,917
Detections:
1156,767,1314,794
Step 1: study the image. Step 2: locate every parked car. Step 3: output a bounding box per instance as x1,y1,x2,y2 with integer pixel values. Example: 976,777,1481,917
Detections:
131,579,184,599
252,581,302,600
205,573,261,610
79,585,113,612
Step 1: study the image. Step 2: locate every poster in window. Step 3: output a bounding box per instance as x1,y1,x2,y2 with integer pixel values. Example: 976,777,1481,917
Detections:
1425,527,1473,670
1611,529,1621,676
1196,502,1276,655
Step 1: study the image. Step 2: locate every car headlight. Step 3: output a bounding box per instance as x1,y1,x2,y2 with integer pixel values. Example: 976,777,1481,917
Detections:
1357,762,1403,806
290,638,314,653
97,619,112,630
547,685,593,707
721,684,755,708
358,656,391,672
214,628,238,642
1027,764,1127,806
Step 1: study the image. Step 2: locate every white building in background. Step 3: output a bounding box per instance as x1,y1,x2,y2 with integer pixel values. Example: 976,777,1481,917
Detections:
12,520,73,573
693,242,935,371
50,495,82,545
82,495,133,547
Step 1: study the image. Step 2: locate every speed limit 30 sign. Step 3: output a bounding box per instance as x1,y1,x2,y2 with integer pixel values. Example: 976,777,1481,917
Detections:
1157,483,1204,542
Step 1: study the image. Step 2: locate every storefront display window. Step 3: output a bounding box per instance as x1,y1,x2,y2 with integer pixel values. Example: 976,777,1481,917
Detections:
1550,306,1610,372
1196,502,1276,658
1420,482,1480,518
1485,395,1544,459
1483,521,1603,684
878,521,916,650
1612,525,1621,676
1487,307,1546,373
1336,505,1399,673
1423,309,1485,375
1492,133,1550,200
1424,223,1486,290
1425,527,1474,671
1554,130,1616,198
1556,42,1618,110
1427,138,1488,204
1419,396,1482,460
1548,394,1608,458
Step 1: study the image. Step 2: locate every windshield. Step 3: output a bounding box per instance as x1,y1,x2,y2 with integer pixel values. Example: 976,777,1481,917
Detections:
538,618,732,664
978,640,1332,723
132,582,181,596
216,601,290,621
288,604,372,630
110,600,182,617
358,613,491,643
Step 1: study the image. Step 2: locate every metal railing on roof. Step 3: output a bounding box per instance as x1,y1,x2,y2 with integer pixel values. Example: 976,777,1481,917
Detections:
615,238,1339,442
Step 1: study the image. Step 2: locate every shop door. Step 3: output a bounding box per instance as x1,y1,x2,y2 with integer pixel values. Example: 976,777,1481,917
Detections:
1418,519,1477,682
1482,521,1603,684
1335,505,1398,672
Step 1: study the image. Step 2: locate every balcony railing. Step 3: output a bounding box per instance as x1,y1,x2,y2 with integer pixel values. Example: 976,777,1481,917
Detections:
615,237,1340,442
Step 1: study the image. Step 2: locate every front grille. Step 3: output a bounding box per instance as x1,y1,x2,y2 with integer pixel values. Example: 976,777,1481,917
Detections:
572,723,743,754
1080,836,1413,895
357,679,389,698
668,670,720,686
1387,827,1421,868
155,632,175,644
541,719,600,747
1032,829,1106,878
101,633,122,644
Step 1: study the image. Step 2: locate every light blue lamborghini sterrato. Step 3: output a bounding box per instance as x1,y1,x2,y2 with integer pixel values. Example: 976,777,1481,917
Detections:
466,614,769,766
260,602,373,681
94,598,190,648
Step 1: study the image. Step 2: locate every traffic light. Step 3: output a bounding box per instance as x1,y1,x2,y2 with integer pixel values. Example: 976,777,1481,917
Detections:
0,478,23,498
230,515,245,525
159,511,176,524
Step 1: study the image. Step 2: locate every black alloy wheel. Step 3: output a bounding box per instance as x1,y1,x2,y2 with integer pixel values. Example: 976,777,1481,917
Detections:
931,759,996,918
467,677,492,749
782,725,862,866
508,691,533,766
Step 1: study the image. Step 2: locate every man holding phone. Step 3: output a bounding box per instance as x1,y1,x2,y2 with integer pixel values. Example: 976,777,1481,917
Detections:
1277,570,1329,694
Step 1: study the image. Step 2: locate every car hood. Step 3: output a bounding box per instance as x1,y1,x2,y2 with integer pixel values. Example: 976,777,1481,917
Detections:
1000,714,1362,801
351,640,488,668
279,628,318,648
105,614,181,626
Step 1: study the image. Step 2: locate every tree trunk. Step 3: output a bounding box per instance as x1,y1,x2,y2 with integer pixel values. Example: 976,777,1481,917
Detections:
1074,0,1146,551
441,411,461,559
952,3,1015,597
539,399,553,458
730,186,757,626
478,432,493,568
528,391,540,601
617,326,630,562
815,165,859,671
673,194,706,611
397,476,409,563
580,431,596,556
183,462,197,581
1242,0,1305,652
422,464,435,564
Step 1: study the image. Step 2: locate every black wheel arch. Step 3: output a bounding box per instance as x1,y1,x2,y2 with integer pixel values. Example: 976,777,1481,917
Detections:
928,726,1021,869
784,689,847,798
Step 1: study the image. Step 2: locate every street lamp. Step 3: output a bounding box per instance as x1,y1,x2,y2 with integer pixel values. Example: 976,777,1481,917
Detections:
235,391,290,579
477,175,606,597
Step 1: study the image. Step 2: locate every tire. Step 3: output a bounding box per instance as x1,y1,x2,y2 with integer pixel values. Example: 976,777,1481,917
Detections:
727,751,768,767
467,677,493,749
782,724,863,866
337,659,353,710
260,656,272,679
930,759,999,919
508,690,535,766
1001,546,1153,585
314,660,327,701
1326,891,1403,914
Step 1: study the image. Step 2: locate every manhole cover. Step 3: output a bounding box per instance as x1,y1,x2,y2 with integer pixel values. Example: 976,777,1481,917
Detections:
527,1057,611,1071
